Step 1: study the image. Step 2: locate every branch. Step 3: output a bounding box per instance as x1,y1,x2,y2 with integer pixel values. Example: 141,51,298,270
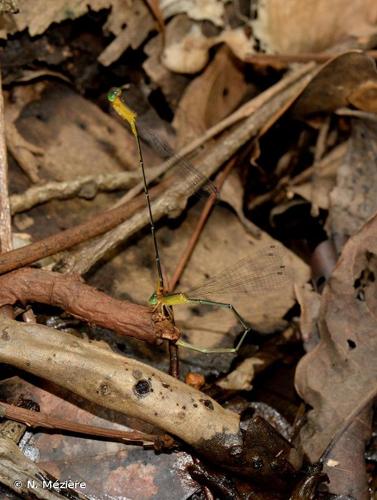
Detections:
0,267,178,343
0,317,240,452
10,171,140,214
0,183,162,275
0,319,300,481
0,402,168,446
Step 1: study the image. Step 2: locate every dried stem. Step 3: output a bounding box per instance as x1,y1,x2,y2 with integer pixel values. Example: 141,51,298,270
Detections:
245,50,377,67
0,318,240,451
0,402,161,445
0,267,178,343
0,182,164,275
0,72,12,254
10,171,140,214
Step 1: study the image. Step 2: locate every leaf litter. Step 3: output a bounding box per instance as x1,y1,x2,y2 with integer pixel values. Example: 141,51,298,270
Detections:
1,1,377,498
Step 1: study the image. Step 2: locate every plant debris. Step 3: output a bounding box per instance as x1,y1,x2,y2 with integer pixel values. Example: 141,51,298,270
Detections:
0,1,377,498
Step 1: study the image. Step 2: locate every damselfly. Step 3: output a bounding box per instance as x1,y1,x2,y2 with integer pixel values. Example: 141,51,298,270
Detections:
107,87,292,353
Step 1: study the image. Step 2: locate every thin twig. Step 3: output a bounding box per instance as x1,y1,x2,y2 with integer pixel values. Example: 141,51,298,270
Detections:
167,158,236,378
245,50,377,67
0,401,162,445
0,181,165,275
0,72,12,254
0,70,14,321
10,171,140,214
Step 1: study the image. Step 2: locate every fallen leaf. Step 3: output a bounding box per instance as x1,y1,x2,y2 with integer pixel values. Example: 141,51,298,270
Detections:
220,170,261,237
173,45,251,148
0,0,108,38
251,0,377,53
294,283,321,351
161,15,252,74
327,119,377,250
161,14,214,74
7,82,148,181
291,52,377,117
143,33,190,108
295,213,377,497
98,1,155,67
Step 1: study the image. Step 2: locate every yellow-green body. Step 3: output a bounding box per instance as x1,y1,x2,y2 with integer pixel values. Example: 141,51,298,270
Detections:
107,86,252,353
107,87,137,136
149,292,190,307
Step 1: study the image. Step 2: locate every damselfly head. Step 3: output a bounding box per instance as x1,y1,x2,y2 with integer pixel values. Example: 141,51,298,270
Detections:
107,87,122,102
148,291,158,306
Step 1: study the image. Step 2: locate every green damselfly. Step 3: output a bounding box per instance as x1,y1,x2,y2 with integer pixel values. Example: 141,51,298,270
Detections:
107,87,291,353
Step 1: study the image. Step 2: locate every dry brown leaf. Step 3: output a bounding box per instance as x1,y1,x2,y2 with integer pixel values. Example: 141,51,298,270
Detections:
173,46,251,147
348,79,377,112
0,0,107,38
220,171,261,237
252,0,377,53
295,214,377,497
327,119,377,250
291,52,377,117
0,0,160,40
143,34,190,108
145,0,165,36
6,83,150,182
294,283,321,351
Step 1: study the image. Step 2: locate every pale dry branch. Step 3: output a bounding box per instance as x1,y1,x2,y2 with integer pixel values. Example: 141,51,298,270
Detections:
0,318,240,454
10,171,140,214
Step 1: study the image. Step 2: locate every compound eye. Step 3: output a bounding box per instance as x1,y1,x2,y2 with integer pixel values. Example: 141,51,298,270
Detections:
107,87,121,102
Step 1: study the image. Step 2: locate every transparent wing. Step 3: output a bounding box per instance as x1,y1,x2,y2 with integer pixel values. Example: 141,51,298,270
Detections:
185,244,292,299
141,129,218,198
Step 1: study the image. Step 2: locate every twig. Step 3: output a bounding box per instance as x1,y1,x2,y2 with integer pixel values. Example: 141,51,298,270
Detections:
0,72,12,254
10,170,140,214
0,317,240,452
0,401,162,445
0,70,14,322
0,267,178,343
245,50,377,67
311,117,331,217
0,181,164,275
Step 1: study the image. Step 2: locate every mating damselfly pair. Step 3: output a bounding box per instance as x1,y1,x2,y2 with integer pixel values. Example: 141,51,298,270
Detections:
107,87,291,354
